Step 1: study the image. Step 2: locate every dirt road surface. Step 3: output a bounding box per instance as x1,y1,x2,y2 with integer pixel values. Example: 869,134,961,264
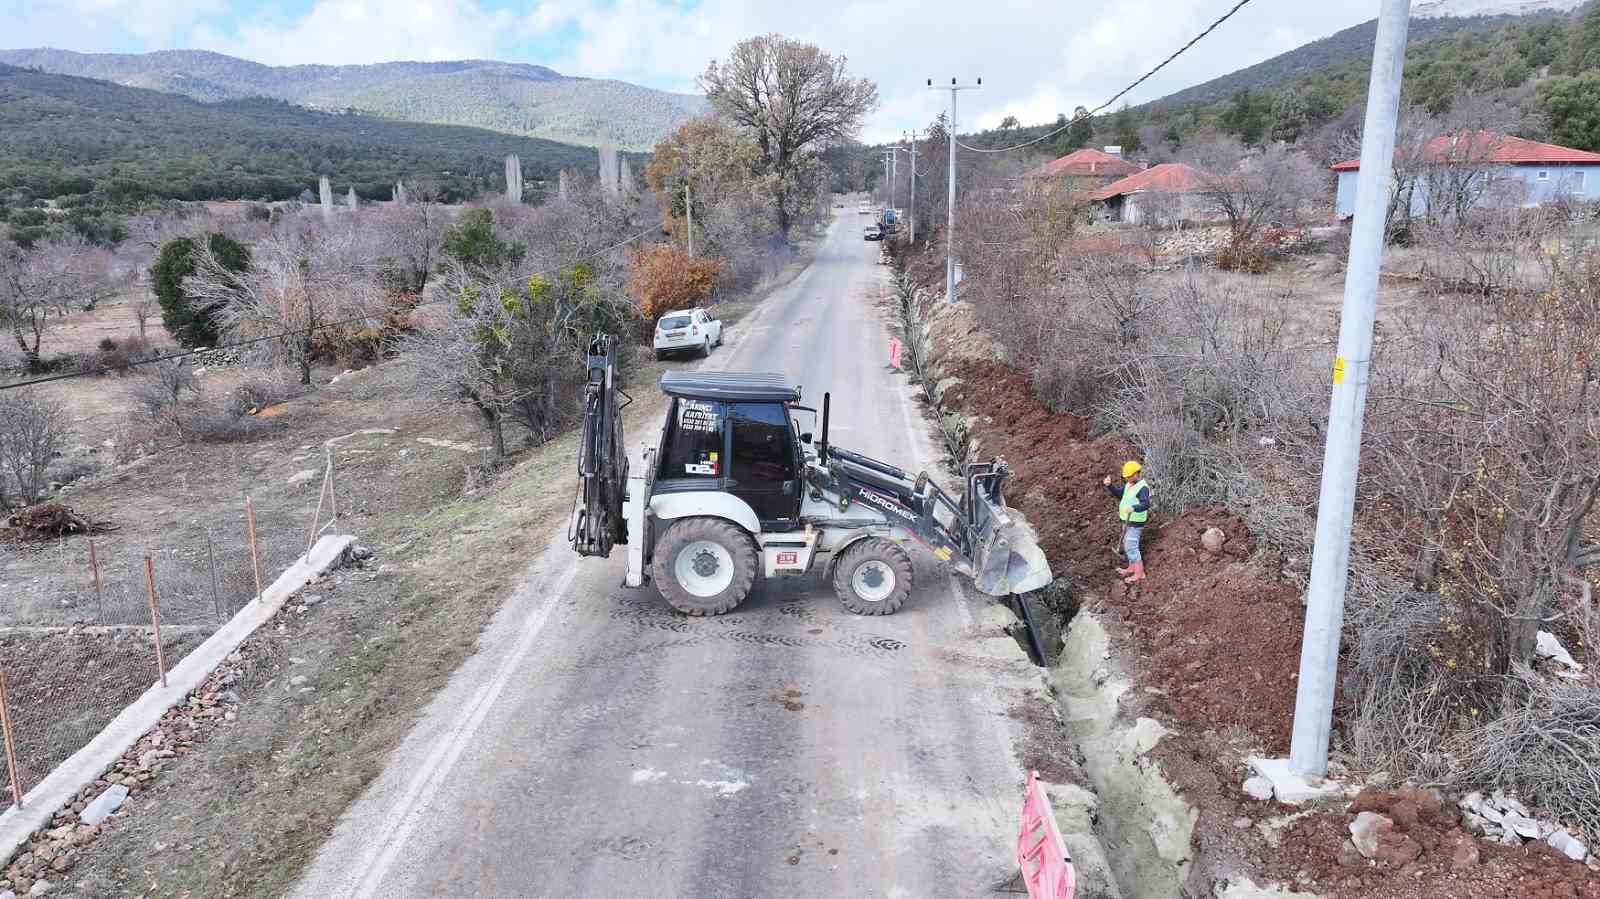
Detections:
289,214,1054,898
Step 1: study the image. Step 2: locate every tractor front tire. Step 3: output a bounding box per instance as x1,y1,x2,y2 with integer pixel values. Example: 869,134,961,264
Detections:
653,517,758,616
832,538,913,615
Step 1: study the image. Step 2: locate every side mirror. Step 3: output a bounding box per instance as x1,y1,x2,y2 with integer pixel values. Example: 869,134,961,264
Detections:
800,432,813,444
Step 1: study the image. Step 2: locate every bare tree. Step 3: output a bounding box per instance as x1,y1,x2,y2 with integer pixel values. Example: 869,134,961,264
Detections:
1194,142,1323,242
1364,244,1600,674
0,393,64,511
0,238,113,372
701,34,877,237
186,220,384,384
370,191,446,294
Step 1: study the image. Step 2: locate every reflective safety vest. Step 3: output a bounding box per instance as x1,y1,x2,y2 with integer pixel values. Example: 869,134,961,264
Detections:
1119,480,1150,524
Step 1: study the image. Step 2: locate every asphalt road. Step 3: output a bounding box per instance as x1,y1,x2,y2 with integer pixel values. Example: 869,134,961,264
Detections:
291,212,1053,898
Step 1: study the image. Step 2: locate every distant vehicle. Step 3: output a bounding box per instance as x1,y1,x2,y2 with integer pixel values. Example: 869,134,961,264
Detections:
654,308,723,359
857,203,871,215
863,224,884,241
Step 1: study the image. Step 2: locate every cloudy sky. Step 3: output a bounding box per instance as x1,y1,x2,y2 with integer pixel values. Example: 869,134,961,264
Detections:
4,0,1384,141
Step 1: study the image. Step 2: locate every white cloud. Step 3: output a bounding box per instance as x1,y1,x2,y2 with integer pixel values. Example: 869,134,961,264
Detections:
8,0,225,48
518,0,1376,142
192,0,519,65
8,0,1381,144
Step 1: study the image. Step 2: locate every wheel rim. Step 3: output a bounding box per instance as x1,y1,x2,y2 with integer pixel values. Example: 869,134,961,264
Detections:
850,559,896,603
674,540,735,598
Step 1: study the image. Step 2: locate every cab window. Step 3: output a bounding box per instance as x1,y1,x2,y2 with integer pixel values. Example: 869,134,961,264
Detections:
658,398,725,480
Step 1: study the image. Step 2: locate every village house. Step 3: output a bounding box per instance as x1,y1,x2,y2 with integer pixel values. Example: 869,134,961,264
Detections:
1029,146,1142,193
1333,131,1600,217
1089,162,1215,227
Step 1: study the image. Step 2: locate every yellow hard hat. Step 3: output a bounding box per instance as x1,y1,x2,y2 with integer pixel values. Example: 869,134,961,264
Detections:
1121,460,1143,478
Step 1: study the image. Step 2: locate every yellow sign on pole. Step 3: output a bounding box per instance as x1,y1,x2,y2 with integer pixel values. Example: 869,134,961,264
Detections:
1332,356,1347,385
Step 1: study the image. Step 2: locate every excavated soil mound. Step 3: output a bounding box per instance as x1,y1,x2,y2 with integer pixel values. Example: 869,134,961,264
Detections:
942,358,1303,752
1269,788,1600,899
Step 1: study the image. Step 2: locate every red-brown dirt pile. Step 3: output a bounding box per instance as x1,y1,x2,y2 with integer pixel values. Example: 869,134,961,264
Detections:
1270,788,1600,899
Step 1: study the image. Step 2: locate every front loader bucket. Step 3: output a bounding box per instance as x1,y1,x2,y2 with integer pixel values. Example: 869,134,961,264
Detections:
970,502,1054,596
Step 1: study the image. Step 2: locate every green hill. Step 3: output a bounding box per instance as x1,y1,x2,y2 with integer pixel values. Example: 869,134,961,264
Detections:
961,7,1596,158
0,48,705,151
0,63,601,206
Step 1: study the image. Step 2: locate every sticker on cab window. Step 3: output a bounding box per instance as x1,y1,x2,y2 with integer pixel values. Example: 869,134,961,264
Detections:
679,400,719,433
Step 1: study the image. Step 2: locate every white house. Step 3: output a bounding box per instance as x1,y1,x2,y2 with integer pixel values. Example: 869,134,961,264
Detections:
1333,132,1600,217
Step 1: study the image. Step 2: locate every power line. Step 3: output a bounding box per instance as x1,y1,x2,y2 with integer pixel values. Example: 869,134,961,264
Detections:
954,0,1256,155
1,224,663,393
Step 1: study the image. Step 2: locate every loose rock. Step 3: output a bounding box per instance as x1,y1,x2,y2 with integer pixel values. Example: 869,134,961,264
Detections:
1200,527,1227,554
1548,829,1588,862
1349,811,1391,859
77,784,128,826
1242,776,1274,802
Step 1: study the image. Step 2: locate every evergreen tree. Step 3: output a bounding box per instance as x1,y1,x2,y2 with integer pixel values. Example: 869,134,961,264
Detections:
1269,89,1309,144
1065,106,1094,151
1111,105,1142,152
149,233,249,348
1566,3,1600,74
1539,72,1600,151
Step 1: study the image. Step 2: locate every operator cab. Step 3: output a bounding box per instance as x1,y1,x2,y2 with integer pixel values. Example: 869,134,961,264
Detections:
655,371,808,532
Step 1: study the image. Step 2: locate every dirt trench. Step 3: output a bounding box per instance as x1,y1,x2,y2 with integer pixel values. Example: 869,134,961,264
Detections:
887,287,1200,899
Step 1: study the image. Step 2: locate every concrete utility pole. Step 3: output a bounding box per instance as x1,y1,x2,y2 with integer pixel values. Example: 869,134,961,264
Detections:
906,130,918,244
1288,0,1412,779
928,77,979,303
685,181,694,258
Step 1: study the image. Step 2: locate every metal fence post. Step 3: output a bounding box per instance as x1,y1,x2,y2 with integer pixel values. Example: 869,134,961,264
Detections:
246,494,264,603
143,557,168,688
0,668,23,809
305,460,330,557
206,528,223,622
88,538,103,619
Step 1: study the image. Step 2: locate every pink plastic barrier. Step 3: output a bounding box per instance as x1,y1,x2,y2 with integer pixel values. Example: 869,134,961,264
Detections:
1015,770,1076,899
888,337,903,369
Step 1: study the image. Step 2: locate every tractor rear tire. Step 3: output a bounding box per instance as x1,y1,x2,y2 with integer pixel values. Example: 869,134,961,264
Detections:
833,538,913,615
653,517,758,616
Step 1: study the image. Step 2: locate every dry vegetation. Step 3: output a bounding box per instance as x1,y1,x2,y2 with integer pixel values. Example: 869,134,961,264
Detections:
907,121,1600,847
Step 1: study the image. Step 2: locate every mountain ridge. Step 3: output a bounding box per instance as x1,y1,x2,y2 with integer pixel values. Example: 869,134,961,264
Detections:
0,62,602,207
0,48,704,151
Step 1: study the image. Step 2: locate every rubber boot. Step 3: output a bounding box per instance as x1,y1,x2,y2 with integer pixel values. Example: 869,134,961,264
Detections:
1122,560,1146,585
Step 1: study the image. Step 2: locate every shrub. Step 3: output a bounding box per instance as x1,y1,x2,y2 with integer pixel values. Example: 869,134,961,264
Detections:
133,360,198,435
225,368,303,417
627,243,723,320
0,393,65,511
86,334,156,376
1451,674,1600,838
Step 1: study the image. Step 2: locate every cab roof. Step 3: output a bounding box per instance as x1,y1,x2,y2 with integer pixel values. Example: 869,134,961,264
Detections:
659,371,801,403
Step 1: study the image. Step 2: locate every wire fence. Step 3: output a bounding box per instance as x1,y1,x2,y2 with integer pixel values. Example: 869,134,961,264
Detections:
0,457,341,808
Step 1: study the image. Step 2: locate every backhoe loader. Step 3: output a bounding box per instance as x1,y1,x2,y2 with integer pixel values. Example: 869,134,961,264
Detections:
569,335,1051,615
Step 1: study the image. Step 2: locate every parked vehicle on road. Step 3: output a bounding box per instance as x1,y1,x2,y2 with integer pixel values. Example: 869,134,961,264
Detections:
863,224,884,241
857,202,871,215
653,308,723,359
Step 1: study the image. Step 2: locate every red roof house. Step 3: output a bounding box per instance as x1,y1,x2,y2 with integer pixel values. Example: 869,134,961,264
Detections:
1089,163,1216,226
1331,132,1600,216
1331,132,1600,171
1031,148,1141,181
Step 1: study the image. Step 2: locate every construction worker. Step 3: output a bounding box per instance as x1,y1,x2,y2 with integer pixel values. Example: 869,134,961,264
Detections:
1103,461,1150,584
